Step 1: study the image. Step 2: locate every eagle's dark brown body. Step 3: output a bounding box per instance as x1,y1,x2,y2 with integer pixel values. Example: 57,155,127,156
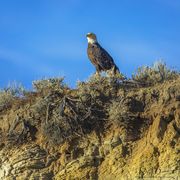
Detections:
87,42,119,74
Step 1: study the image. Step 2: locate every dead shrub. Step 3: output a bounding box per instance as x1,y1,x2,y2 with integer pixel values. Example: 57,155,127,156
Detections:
33,77,67,95
0,82,25,111
132,61,179,85
77,73,125,101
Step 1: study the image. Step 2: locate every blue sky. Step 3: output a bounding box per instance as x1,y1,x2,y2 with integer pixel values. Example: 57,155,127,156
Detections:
0,0,180,88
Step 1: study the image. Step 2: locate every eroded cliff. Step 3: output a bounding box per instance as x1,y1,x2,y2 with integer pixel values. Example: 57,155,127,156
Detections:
0,74,179,179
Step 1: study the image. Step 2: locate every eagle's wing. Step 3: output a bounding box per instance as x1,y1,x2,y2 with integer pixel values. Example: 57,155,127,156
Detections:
92,43,115,70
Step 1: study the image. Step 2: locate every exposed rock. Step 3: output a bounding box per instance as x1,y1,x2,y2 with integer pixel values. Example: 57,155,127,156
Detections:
0,76,180,179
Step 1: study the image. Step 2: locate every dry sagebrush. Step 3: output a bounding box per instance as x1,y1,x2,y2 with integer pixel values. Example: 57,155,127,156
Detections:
132,61,179,85
0,82,25,111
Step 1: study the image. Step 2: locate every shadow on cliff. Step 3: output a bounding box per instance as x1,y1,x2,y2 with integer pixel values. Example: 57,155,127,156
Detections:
0,62,179,147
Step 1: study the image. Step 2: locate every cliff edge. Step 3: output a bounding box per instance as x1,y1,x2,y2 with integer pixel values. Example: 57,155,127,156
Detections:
0,64,180,179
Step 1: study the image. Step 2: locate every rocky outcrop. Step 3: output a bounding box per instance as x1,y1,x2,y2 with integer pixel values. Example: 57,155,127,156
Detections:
0,76,180,179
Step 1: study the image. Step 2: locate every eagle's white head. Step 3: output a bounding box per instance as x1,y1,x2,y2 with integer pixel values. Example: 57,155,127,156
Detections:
86,32,97,44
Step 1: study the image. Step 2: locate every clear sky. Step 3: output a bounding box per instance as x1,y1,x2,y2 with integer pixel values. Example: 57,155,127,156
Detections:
0,0,180,88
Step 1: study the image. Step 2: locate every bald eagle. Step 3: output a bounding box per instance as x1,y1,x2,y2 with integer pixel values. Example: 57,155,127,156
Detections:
86,33,119,75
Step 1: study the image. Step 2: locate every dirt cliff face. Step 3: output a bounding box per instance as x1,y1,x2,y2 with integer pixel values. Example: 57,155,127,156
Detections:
0,76,179,179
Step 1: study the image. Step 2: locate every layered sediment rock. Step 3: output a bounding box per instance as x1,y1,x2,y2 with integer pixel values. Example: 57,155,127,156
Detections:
0,77,179,179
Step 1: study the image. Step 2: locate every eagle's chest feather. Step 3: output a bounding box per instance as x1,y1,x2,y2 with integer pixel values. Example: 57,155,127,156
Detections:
87,44,97,65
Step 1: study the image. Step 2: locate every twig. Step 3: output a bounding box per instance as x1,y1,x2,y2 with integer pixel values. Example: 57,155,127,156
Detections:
8,115,20,134
46,103,50,124
66,96,81,102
